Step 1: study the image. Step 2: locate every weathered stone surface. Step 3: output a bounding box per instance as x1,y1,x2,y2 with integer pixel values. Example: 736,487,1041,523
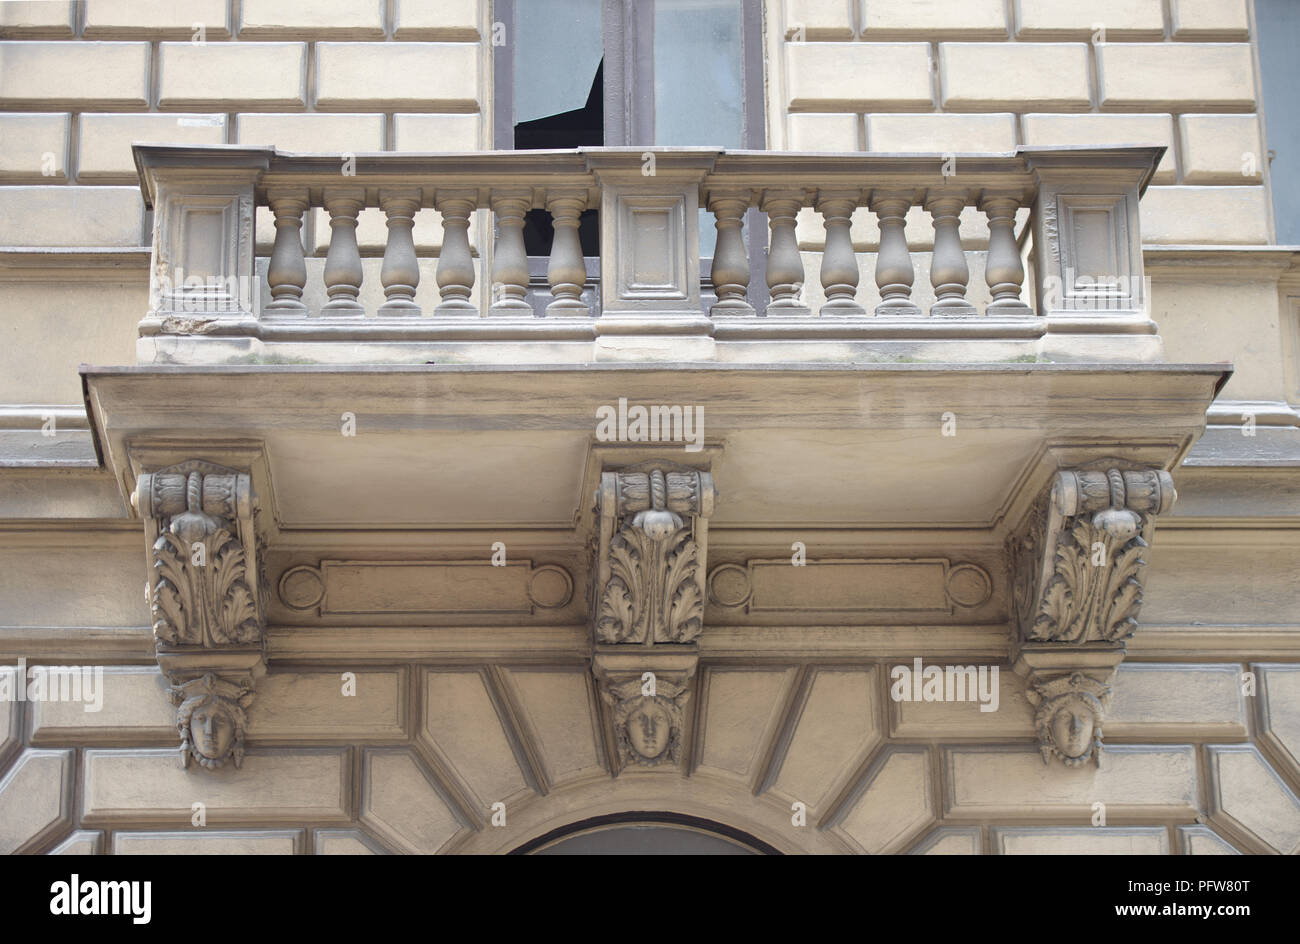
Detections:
0,1,74,34
0,113,68,179
837,748,934,854
1106,664,1247,738
698,668,795,780
237,113,384,153
786,42,933,110
393,113,480,151
908,827,982,855
1015,0,1164,38
113,830,301,854
49,830,104,855
250,669,406,741
0,749,73,853
421,670,528,808
0,41,148,106
774,668,879,813
28,665,171,743
0,186,143,246
945,746,1199,819
158,42,306,107
1207,745,1300,854
314,828,387,854
1098,43,1256,109
84,0,230,37
1021,114,1176,183
864,0,1007,35
890,666,1034,738
393,0,480,39
1179,114,1264,184
867,113,1016,153
360,749,464,854
1171,0,1251,39
82,749,350,824
992,827,1169,854
315,42,478,109
240,0,386,37
1179,825,1240,854
79,113,227,180
1140,187,1270,245
1258,664,1300,778
502,668,604,784
941,43,1090,109
786,113,859,152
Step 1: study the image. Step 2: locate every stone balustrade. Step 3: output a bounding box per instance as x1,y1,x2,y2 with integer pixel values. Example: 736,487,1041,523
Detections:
132,144,1165,362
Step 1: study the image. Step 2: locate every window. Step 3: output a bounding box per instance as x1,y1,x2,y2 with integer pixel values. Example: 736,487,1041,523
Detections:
493,0,767,304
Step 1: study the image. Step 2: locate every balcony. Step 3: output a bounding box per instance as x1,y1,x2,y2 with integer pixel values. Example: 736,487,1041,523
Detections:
132,143,1167,366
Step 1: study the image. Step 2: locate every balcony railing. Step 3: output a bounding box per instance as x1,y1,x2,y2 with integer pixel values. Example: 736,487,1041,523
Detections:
132,144,1164,363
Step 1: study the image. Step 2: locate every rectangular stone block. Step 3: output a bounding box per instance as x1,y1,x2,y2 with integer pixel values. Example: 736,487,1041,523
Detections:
867,113,1016,152
785,0,855,39
83,749,351,824
862,0,1008,36
787,113,860,152
250,669,407,740
786,42,933,110
79,113,227,180
84,0,230,38
0,41,149,108
113,830,302,854
0,1,75,35
940,43,1091,110
241,0,385,37
315,42,479,109
1172,0,1251,39
1107,664,1248,737
945,746,1199,819
1021,113,1176,183
1099,43,1256,109
0,113,68,180
890,665,1034,737
1015,0,1165,39
993,827,1169,853
1139,186,1269,244
28,666,172,744
237,113,384,152
1179,114,1264,183
392,113,480,151
394,0,480,40
158,42,306,109
0,185,144,246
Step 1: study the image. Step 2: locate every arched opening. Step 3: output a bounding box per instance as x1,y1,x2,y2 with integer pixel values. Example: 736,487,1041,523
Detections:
509,811,781,855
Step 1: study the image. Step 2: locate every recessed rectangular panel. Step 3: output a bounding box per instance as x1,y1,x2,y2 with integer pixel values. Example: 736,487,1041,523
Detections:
747,559,951,614
617,195,686,299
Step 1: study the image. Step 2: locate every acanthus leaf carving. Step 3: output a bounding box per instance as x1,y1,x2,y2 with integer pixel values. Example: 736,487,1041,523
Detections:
1010,466,1175,768
592,464,714,647
134,460,266,773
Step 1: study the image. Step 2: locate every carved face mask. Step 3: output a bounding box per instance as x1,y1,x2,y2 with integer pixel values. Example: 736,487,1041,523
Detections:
190,702,235,760
1051,703,1094,759
625,700,672,761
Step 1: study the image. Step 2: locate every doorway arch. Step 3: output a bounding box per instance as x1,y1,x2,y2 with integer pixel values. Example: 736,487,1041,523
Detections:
511,811,781,854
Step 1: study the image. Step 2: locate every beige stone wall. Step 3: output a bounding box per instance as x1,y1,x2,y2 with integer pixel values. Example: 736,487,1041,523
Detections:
770,0,1271,244
0,0,490,403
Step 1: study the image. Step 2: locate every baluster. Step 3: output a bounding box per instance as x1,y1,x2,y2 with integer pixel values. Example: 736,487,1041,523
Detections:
926,192,975,317
707,190,754,315
434,190,477,313
321,189,365,315
761,190,810,315
545,190,589,315
264,190,308,315
490,189,533,314
817,190,864,315
981,193,1031,315
870,192,920,317
378,189,422,316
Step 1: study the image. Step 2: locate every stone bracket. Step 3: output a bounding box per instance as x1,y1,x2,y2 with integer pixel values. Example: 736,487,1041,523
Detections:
131,459,267,769
1008,465,1176,767
592,462,715,646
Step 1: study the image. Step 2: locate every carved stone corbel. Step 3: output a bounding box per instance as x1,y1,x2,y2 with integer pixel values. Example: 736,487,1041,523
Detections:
132,461,266,769
593,464,714,645
1008,467,1176,767
591,463,715,773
